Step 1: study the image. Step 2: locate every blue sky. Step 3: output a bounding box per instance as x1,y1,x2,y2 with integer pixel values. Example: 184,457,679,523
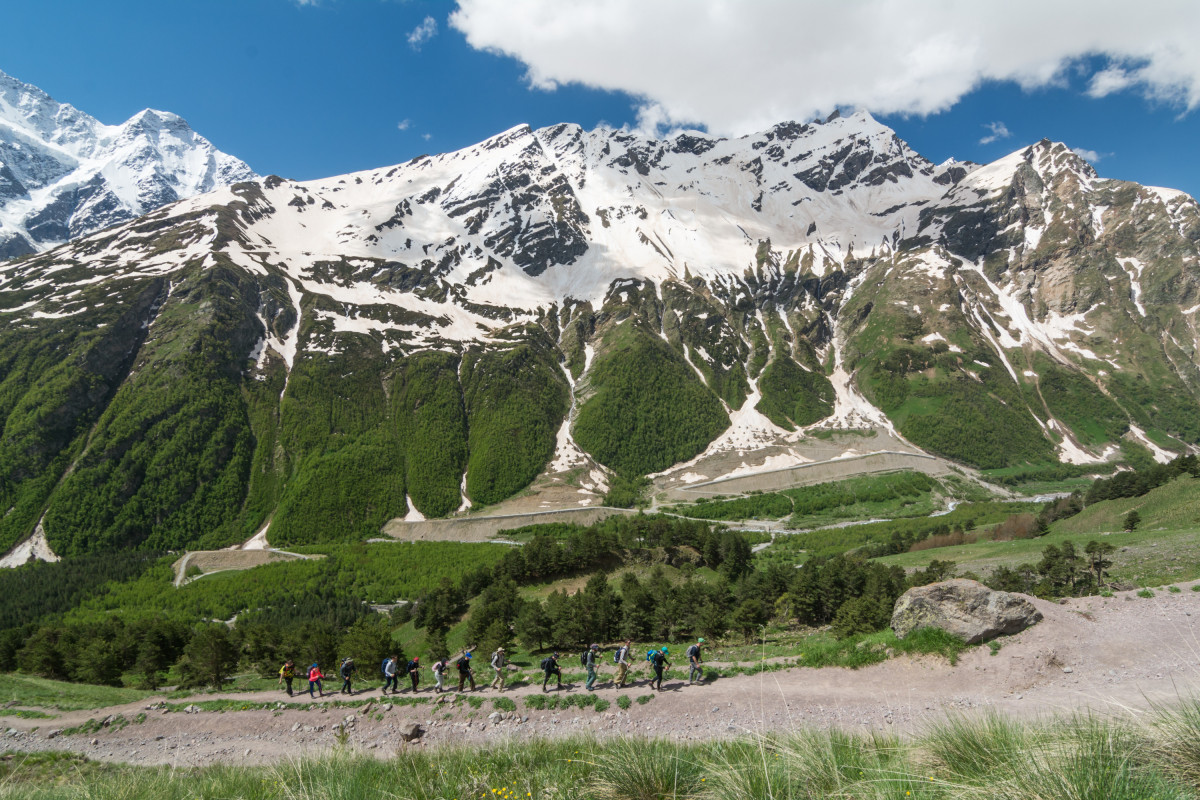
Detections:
5,1,1200,197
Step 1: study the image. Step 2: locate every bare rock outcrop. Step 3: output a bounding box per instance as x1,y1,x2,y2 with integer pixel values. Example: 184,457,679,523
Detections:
891,578,1042,644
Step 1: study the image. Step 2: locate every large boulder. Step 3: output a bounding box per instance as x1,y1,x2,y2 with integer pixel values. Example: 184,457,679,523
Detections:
891,579,1042,644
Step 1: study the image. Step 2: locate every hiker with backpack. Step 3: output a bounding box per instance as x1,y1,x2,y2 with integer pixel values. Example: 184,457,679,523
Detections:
584,643,599,691
432,657,448,693
650,647,671,691
456,651,476,692
339,657,356,695
307,662,325,697
278,659,295,696
645,647,657,686
490,646,508,692
407,656,422,692
613,640,632,689
382,655,399,695
541,651,563,692
686,638,705,685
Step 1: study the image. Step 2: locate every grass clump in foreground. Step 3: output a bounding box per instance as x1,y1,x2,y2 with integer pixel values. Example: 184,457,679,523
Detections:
8,700,1200,798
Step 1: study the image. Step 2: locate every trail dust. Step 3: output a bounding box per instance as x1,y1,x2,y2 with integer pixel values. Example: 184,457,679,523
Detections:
4,582,1200,766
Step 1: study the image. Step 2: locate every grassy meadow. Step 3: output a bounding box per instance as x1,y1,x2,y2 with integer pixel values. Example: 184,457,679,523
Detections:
5,702,1200,799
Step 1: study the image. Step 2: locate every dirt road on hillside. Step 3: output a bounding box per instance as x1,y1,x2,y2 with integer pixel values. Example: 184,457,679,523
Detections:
5,583,1200,766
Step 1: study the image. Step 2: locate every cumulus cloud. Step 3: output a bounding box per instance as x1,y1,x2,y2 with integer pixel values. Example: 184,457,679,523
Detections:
397,119,412,131
1071,147,1104,162
407,15,438,50
450,0,1200,135
979,121,1011,145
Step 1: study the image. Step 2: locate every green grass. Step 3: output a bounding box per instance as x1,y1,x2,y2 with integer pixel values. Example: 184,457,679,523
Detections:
875,477,1200,587
0,674,152,712
878,525,1200,586
5,703,1200,799
757,500,1039,566
1056,475,1200,535
666,470,962,525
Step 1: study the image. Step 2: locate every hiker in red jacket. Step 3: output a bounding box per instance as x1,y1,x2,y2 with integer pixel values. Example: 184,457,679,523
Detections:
308,663,325,697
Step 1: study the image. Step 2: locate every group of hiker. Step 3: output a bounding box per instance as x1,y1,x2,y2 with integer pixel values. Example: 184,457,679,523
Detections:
277,638,706,699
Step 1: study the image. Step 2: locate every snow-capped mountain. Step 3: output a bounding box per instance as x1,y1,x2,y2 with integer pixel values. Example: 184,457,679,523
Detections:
2,110,1198,558
0,69,255,258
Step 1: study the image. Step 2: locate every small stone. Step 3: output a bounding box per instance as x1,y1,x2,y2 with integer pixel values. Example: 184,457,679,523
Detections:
1062,667,1073,674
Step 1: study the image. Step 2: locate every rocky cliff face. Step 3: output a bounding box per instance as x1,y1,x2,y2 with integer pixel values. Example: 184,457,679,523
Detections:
0,70,255,258
1,110,1197,555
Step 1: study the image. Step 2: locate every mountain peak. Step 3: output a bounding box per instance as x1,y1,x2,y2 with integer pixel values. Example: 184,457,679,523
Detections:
0,70,255,258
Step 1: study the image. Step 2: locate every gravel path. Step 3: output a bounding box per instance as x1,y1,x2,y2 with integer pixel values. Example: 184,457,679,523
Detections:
4,583,1200,767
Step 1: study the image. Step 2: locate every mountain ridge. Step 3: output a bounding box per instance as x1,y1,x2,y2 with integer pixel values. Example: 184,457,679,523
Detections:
1,108,1197,560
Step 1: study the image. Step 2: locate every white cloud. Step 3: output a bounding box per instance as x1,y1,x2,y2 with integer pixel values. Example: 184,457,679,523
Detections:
407,15,438,50
422,133,432,141
397,119,412,131
450,0,1200,135
979,121,1011,145
1071,147,1103,162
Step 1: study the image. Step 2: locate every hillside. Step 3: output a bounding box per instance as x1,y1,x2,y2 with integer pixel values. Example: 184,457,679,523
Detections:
1,110,1199,558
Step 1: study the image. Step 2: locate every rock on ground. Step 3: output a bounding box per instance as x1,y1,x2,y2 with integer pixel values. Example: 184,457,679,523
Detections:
891,578,1043,644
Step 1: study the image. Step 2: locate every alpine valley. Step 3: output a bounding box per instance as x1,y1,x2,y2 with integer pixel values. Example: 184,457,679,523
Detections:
2,92,1199,559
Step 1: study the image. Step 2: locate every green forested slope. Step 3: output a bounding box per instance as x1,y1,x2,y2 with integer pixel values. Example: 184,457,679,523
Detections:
461,335,568,506
573,325,728,476
755,354,835,429
43,265,261,555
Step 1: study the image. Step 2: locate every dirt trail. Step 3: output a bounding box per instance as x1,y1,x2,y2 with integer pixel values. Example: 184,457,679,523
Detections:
5,583,1200,766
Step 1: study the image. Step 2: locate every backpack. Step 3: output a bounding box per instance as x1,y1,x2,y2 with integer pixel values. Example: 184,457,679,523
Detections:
540,657,551,671
646,650,654,662
382,658,390,676
456,657,470,670
433,660,446,675
613,648,622,664
580,650,589,667
686,644,700,660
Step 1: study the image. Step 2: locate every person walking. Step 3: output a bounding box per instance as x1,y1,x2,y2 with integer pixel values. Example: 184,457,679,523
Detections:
541,651,563,692
585,643,599,691
339,657,356,695
687,638,705,685
432,657,448,694
614,640,631,689
650,647,671,691
307,662,325,698
490,646,508,692
456,651,476,692
382,655,399,695
278,659,295,696
407,655,421,692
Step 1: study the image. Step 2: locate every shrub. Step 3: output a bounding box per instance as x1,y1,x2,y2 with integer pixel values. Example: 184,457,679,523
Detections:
616,695,632,710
